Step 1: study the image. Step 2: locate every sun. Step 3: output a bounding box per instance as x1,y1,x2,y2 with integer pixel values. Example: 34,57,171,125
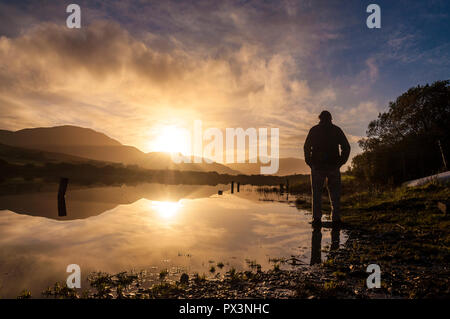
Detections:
151,125,190,154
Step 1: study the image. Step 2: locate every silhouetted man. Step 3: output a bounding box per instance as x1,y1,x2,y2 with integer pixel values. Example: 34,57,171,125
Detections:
303,111,350,228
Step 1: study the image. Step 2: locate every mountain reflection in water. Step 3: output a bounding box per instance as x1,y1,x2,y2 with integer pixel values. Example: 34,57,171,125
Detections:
0,183,346,298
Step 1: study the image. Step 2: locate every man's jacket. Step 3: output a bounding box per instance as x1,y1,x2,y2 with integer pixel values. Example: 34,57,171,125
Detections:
303,121,350,170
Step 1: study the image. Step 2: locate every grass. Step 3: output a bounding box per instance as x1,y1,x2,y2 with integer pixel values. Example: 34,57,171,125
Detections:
245,259,261,271
293,180,450,298
334,182,450,297
147,283,183,298
341,182,450,256
159,269,169,279
42,282,80,299
17,289,32,299
193,273,206,284
179,273,189,285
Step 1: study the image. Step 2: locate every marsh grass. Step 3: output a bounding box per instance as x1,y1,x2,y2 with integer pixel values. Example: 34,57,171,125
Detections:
245,259,261,271
159,269,169,279
193,272,206,284
17,289,32,299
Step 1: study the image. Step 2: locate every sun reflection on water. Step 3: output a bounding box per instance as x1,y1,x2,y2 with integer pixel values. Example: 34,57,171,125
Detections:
150,200,182,219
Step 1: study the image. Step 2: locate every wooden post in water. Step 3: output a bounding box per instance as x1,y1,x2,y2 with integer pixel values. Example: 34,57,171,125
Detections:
286,179,289,201
237,182,240,192
231,181,234,194
58,177,69,216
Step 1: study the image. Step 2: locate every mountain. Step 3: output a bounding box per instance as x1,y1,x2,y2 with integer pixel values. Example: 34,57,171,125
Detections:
225,157,309,176
0,143,110,165
0,126,121,147
142,152,239,174
0,126,238,174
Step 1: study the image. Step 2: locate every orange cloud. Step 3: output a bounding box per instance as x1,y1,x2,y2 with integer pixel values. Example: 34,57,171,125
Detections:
0,19,367,159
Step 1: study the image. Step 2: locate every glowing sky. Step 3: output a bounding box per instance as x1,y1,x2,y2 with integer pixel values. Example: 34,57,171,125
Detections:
0,0,449,160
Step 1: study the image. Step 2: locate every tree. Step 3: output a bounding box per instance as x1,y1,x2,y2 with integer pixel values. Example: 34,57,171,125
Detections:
351,80,450,185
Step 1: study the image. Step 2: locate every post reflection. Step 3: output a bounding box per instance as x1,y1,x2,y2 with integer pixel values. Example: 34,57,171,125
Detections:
57,177,69,217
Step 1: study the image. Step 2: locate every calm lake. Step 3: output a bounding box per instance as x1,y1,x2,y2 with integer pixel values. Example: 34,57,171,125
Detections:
0,183,346,298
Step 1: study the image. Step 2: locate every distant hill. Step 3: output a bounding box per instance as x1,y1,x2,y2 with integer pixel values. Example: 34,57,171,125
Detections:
0,126,238,174
225,157,309,176
142,152,239,174
0,143,109,166
0,126,121,147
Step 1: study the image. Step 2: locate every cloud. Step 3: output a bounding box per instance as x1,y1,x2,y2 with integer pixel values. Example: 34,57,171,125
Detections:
365,58,379,83
335,101,380,130
0,20,320,155
4,0,437,161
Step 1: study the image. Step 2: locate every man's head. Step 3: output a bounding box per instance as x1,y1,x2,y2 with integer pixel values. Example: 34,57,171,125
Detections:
319,110,332,123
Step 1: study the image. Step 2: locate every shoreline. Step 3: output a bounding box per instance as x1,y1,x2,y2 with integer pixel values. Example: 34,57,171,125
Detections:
19,182,450,299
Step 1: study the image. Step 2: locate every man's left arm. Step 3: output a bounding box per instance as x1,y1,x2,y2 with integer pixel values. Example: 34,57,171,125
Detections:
339,129,351,166
303,129,313,167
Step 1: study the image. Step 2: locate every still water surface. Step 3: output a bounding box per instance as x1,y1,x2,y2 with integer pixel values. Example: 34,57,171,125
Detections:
0,183,346,298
